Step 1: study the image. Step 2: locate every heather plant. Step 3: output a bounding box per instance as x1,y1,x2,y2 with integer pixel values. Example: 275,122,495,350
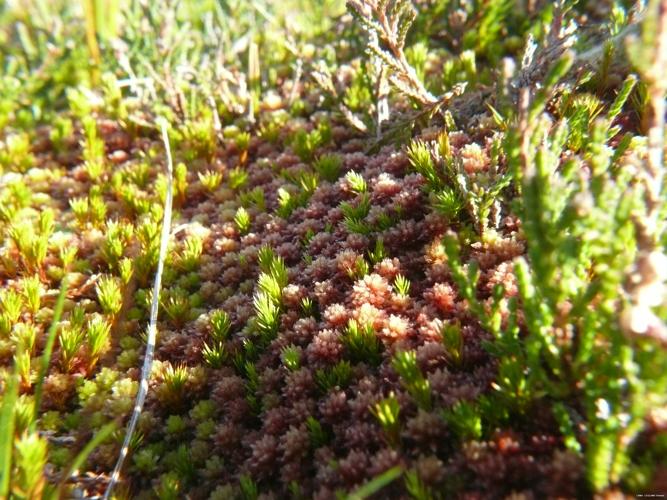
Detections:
1,0,666,497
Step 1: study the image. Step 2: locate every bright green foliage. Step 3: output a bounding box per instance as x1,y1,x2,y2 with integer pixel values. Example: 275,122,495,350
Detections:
134,447,160,474
392,350,431,410
174,162,188,207
0,133,35,173
239,474,258,500
253,292,280,342
8,209,54,273
280,345,301,371
407,135,511,234
345,170,367,194
176,235,204,272
161,288,197,328
371,393,401,448
0,289,24,336
342,318,381,365
442,401,482,440
0,370,19,496
202,342,226,368
344,254,370,280
291,122,331,162
190,399,216,422
440,321,463,368
59,325,85,373
11,323,37,355
228,167,249,191
159,363,190,408
14,432,47,498
235,132,251,153
347,466,404,499
180,113,217,161
314,154,343,182
96,275,123,316
276,187,298,219
275,170,319,219
315,360,353,393
20,276,41,315
393,274,411,298
368,237,387,264
100,221,134,271
257,246,276,273
81,116,106,181
234,207,252,235
198,170,223,192
306,416,329,448
209,310,232,342
86,314,111,370
155,471,182,499
404,469,434,500
257,252,289,305
340,193,371,235
300,296,317,317
239,187,266,211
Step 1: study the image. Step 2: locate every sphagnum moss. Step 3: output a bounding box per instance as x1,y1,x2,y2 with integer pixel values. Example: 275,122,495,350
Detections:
0,0,666,498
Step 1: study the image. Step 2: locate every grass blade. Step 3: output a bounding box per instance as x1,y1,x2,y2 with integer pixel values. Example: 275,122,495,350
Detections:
56,421,117,498
0,371,19,497
31,277,68,433
103,118,174,499
345,465,403,500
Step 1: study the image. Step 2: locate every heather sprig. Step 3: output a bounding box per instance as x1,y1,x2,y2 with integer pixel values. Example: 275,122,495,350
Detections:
346,0,436,106
408,136,511,234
